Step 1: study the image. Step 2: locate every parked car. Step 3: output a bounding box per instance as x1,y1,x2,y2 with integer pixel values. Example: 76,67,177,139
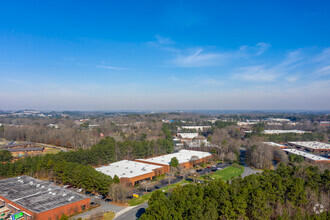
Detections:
77,188,83,192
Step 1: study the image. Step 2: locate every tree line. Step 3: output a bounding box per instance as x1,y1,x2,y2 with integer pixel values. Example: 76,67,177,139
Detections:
0,137,174,195
140,164,329,219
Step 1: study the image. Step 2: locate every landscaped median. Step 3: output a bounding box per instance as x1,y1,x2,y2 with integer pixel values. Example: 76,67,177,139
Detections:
128,180,190,206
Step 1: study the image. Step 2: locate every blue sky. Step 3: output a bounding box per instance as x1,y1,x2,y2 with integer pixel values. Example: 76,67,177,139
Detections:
0,0,330,110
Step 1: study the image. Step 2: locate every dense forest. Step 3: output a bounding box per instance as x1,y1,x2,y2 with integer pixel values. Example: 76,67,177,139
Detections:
0,137,174,195
140,164,329,219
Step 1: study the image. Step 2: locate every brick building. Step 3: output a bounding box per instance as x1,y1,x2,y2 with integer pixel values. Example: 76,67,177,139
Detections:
135,149,212,172
95,160,164,186
288,141,330,155
0,176,90,220
283,149,330,164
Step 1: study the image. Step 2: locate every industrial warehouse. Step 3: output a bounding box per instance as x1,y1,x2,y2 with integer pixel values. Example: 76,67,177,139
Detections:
0,176,90,220
135,149,212,172
95,160,165,186
288,141,330,155
283,149,330,163
95,150,212,185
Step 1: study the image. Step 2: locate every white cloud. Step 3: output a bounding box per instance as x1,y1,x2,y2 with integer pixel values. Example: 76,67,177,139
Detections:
172,48,225,67
96,65,126,70
239,42,271,55
233,65,280,82
314,65,330,76
233,49,305,82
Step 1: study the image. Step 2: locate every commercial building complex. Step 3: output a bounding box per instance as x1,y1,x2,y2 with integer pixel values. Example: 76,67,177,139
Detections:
136,149,212,172
283,149,330,164
288,141,330,154
0,176,90,220
95,160,164,186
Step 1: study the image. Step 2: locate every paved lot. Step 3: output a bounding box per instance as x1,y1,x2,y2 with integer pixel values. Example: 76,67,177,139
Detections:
114,202,148,220
241,165,262,178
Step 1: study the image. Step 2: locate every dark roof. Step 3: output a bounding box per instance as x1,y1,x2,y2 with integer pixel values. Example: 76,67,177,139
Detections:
2,142,35,149
2,147,44,152
0,176,89,213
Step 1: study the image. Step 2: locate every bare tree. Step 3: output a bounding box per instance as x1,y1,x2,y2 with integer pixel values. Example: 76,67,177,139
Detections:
140,181,154,192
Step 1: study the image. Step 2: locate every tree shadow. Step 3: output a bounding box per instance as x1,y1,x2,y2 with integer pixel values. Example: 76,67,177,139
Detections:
136,207,146,219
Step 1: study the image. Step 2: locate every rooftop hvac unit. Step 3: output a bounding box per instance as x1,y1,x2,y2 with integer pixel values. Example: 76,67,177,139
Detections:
52,193,56,196
29,181,33,185
63,193,67,197
36,184,40,188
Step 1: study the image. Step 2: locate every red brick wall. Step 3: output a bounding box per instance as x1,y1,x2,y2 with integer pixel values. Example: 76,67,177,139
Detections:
37,198,90,220
0,195,90,220
136,155,212,172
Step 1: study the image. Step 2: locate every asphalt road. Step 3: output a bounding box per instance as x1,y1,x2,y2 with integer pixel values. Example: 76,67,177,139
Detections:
241,165,262,178
114,202,148,220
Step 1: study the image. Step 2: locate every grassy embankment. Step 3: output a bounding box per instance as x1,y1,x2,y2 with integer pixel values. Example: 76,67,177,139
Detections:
128,164,244,206
128,180,190,206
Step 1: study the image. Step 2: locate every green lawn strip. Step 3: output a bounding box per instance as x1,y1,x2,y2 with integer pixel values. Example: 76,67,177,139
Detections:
207,164,244,181
128,180,189,206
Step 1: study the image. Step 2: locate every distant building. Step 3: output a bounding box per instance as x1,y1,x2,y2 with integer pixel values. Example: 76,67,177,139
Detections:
136,149,212,172
0,176,90,220
95,160,164,186
288,141,330,155
181,126,211,132
265,118,291,122
263,130,307,134
319,121,330,126
48,124,59,129
283,149,330,164
263,142,287,149
176,133,200,141
237,122,258,127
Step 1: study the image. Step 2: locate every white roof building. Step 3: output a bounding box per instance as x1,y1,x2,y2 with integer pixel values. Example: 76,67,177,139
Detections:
263,130,307,134
177,133,199,139
181,126,211,131
263,142,287,148
289,142,330,150
283,149,330,162
95,160,162,179
136,149,211,166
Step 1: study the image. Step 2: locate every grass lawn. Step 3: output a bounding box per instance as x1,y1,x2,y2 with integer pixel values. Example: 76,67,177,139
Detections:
102,211,115,220
44,147,61,154
128,180,189,206
207,164,244,181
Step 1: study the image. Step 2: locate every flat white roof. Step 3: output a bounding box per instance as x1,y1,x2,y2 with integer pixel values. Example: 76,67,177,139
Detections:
177,133,199,139
137,149,211,166
95,160,162,179
263,130,306,134
263,142,286,147
283,149,329,161
289,141,330,150
181,126,211,129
